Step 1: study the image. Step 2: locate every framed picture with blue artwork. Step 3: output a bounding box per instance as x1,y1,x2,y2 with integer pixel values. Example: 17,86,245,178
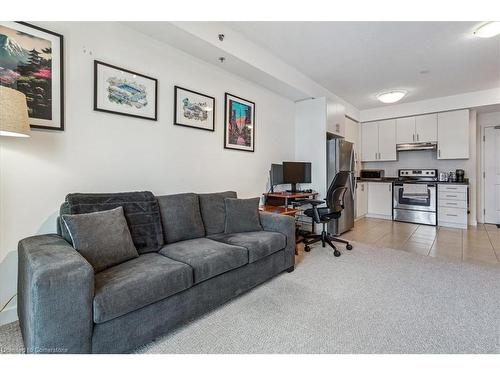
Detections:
224,92,255,152
94,60,157,121
0,21,64,130
174,86,215,131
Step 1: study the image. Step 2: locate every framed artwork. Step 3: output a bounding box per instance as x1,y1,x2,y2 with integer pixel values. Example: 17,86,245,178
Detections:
0,21,64,131
94,60,158,121
174,86,215,131
224,93,255,152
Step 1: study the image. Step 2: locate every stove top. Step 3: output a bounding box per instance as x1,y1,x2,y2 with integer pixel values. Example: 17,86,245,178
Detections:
397,169,438,182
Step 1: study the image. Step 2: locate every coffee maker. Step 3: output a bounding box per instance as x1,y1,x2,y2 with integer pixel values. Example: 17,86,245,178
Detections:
456,169,465,183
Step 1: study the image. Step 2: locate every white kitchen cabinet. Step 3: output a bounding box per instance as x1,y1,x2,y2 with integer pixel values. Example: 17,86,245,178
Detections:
378,119,397,161
367,182,393,219
437,110,469,159
327,101,345,137
438,184,468,229
345,117,361,172
356,181,368,219
396,114,437,144
361,122,379,162
396,116,416,144
415,113,437,142
361,121,396,162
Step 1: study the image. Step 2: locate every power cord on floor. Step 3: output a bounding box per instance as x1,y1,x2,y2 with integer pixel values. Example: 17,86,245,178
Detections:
0,294,16,313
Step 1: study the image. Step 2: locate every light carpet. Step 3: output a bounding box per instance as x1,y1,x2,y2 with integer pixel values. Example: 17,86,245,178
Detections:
1,242,498,354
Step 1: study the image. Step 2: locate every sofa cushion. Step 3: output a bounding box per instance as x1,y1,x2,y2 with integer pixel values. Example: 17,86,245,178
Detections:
63,191,164,254
159,238,248,283
198,191,237,235
209,231,286,263
61,206,139,272
157,193,205,243
224,197,263,234
93,253,193,323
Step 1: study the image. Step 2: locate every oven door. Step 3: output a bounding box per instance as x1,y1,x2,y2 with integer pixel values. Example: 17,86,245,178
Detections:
393,183,436,211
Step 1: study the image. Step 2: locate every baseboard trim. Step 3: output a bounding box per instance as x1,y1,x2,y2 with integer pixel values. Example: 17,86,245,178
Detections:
365,214,392,220
0,305,17,326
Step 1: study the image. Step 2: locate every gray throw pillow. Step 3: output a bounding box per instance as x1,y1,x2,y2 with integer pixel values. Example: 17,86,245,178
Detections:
62,206,139,272
224,197,263,234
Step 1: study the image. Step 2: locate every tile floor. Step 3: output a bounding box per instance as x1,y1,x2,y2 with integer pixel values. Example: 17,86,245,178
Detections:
321,218,500,265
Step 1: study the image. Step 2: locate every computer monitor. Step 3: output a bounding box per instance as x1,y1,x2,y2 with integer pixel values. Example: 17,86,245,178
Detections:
270,164,283,190
283,162,311,192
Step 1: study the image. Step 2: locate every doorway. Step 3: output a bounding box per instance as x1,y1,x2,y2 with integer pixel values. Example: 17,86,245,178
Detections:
484,126,500,224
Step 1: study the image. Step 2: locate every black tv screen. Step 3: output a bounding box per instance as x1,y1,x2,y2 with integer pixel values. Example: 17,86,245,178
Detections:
283,162,311,184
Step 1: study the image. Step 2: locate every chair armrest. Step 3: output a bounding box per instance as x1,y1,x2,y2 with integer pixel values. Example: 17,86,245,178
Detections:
18,234,94,353
300,199,325,206
259,212,296,269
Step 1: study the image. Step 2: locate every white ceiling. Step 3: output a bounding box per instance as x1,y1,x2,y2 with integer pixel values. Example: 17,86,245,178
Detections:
224,22,500,109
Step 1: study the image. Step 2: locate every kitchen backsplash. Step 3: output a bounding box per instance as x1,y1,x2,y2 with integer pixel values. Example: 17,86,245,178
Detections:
362,149,471,177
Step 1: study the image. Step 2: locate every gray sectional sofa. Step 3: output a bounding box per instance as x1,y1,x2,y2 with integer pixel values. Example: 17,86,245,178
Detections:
17,191,295,354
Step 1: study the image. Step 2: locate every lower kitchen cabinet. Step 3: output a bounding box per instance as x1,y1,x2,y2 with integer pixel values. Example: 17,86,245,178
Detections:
367,182,393,219
437,184,468,229
356,181,368,219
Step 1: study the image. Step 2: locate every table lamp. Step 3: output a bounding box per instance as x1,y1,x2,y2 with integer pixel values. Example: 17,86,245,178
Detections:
0,86,31,137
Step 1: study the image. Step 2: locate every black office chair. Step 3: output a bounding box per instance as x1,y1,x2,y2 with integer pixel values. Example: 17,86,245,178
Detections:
302,171,353,257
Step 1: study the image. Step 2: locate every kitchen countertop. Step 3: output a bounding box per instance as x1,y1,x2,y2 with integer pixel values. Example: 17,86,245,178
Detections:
436,179,469,185
356,177,469,185
356,177,398,183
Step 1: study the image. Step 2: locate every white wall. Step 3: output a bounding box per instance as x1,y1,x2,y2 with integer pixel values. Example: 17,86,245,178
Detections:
0,22,296,324
295,98,327,198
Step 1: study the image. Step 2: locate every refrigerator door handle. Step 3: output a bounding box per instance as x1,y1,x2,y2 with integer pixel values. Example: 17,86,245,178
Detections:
350,173,356,201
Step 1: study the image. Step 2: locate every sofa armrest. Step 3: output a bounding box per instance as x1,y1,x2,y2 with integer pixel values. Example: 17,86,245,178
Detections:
18,234,94,353
259,212,295,269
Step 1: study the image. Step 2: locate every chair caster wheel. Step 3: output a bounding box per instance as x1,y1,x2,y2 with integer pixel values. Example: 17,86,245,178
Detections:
334,250,341,257
304,245,311,252
346,244,353,250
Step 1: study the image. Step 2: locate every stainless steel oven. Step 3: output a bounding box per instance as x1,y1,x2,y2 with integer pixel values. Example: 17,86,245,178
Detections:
393,169,437,226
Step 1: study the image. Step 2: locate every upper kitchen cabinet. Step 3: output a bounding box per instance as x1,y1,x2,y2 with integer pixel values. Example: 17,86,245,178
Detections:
378,119,397,160
437,109,469,159
396,114,437,144
361,122,379,161
415,113,437,142
396,116,416,144
344,117,361,167
361,120,397,161
327,101,345,137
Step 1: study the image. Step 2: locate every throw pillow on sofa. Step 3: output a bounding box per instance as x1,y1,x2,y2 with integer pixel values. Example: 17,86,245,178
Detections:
224,197,263,234
61,206,139,272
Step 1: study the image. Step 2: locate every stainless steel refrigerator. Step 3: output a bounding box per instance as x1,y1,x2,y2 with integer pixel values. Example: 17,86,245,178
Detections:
327,138,355,235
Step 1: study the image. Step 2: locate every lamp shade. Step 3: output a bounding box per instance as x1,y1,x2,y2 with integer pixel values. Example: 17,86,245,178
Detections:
0,86,31,137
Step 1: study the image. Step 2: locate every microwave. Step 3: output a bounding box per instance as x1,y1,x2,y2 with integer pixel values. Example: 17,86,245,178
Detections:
360,169,385,180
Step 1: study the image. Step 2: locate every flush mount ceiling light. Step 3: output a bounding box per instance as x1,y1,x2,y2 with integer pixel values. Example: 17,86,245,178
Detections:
376,90,408,104
474,22,500,38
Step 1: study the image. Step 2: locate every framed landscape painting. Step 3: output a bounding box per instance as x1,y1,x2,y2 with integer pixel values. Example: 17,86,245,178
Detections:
0,21,64,130
174,86,215,131
94,60,158,121
224,93,255,152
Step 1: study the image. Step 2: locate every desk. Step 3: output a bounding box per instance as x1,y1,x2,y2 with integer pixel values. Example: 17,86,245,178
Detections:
262,191,319,256
263,191,318,208
259,205,298,216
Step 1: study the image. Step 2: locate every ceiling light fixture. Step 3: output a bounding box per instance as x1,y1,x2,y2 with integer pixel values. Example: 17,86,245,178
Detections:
376,90,407,104
474,22,500,38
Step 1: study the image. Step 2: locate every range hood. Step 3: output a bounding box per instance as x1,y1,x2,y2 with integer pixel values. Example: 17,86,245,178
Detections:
397,142,437,152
